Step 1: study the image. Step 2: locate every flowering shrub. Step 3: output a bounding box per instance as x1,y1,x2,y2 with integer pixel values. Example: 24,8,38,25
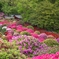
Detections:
31,33,39,38
38,33,47,39
16,25,27,32
56,38,59,42
8,22,17,29
18,36,50,57
38,33,47,42
16,27,24,32
32,52,59,59
6,33,13,41
26,29,34,33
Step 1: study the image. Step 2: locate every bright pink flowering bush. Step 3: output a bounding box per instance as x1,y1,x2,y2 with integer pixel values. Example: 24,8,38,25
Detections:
6,33,12,41
26,29,34,33
17,35,50,57
8,23,17,29
32,52,59,59
31,33,39,38
38,33,47,39
16,25,27,32
37,33,47,42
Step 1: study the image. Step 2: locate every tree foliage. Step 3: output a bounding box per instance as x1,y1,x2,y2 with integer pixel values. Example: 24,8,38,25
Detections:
0,0,59,32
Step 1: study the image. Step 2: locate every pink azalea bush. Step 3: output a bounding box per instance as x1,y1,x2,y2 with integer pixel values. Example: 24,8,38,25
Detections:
37,33,47,42
6,33,12,41
26,29,34,33
8,23,17,29
16,25,27,32
31,33,39,38
16,35,50,57
38,33,47,39
56,38,59,42
32,52,59,59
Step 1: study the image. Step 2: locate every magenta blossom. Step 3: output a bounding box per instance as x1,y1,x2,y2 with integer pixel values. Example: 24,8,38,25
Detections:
6,33,12,41
32,52,59,59
31,33,39,38
26,29,34,33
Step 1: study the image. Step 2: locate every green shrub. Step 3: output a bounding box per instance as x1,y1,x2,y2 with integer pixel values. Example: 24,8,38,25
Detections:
27,25,34,30
34,31,40,34
48,45,59,54
0,40,27,59
0,2,2,12
0,49,27,59
17,20,25,25
0,26,2,31
19,0,59,32
43,38,59,47
1,0,59,32
0,26,6,34
20,31,30,35
2,28,6,34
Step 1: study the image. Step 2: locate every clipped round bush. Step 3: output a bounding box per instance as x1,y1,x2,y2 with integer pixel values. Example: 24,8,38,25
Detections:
26,29,34,33
0,49,27,59
27,25,34,30
20,31,30,35
43,38,59,47
18,20,25,25
48,45,59,54
18,36,50,57
47,35,55,39
34,31,40,34
31,33,39,38
0,40,27,59
38,33,47,39
56,38,59,43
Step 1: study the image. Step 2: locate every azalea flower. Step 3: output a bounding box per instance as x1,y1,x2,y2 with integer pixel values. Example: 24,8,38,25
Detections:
26,29,34,33
6,33,12,41
38,33,47,39
32,52,59,59
31,33,39,38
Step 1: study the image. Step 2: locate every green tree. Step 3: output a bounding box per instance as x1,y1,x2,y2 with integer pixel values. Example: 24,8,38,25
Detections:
48,0,56,4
